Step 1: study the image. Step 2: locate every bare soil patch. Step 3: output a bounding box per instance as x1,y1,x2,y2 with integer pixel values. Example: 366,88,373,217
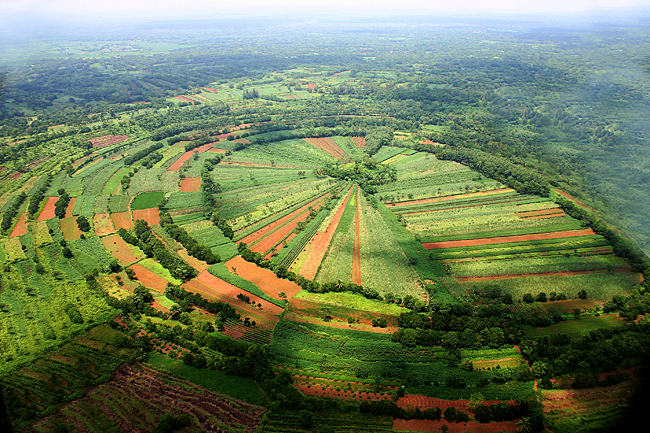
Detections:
132,208,160,225
110,211,134,231
423,229,595,249
59,217,82,241
37,197,59,221
102,234,143,265
128,263,168,293
93,213,116,236
89,135,129,148
10,213,28,237
180,177,201,192
168,151,194,170
226,256,302,300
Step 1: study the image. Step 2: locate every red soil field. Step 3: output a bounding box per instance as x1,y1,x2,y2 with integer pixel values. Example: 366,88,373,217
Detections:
397,395,514,411
89,135,129,148
194,141,216,153
173,95,194,103
184,277,280,326
352,187,362,286
264,232,296,260
208,148,228,154
128,263,169,294
287,297,399,329
388,188,514,208
455,266,632,282
393,419,518,433
9,213,28,237
303,137,351,162
299,186,354,279
294,383,393,401
59,217,82,241
177,249,211,273
10,172,21,180
555,190,596,212
167,151,194,170
132,208,160,226
418,139,446,146
283,311,397,334
520,212,566,220
64,197,76,218
352,136,366,148
111,211,134,231
180,177,201,192
196,270,284,315
37,197,59,221
102,234,143,265
241,191,331,248
542,298,598,313
93,213,116,236
423,229,596,249
226,256,302,300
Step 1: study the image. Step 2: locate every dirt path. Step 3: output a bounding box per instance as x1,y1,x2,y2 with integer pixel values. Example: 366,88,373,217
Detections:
422,228,595,249
299,185,354,279
352,186,362,286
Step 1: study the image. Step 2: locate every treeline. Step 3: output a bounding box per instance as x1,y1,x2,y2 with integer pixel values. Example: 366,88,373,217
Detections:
164,285,239,321
0,192,26,232
123,142,163,166
27,175,53,216
118,220,197,281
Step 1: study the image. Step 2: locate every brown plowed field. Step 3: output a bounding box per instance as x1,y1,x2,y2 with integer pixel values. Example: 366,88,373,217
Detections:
455,266,633,282
352,136,366,148
59,217,82,241
208,148,228,153
387,188,514,207
37,197,59,221
10,213,28,237
132,208,160,225
128,263,169,293
184,277,280,327
422,229,595,249
196,141,218,153
241,191,330,248
299,186,354,279
295,382,393,401
283,311,397,334
397,395,514,411
177,249,211,272
102,234,144,265
89,135,129,148
352,187,362,286
110,211,134,231
180,177,201,192
226,256,302,299
287,297,399,328
555,190,596,212
64,197,76,218
393,419,518,433
167,151,194,170
303,137,351,162
93,213,116,236
196,270,284,316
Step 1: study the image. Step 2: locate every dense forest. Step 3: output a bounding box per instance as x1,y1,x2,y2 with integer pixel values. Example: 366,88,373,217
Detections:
0,14,649,433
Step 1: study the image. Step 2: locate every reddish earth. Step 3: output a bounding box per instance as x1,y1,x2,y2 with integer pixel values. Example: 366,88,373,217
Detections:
294,383,393,401
180,177,201,192
303,137,351,162
543,298,599,313
241,191,331,249
556,190,596,212
388,188,514,207
132,208,160,226
287,297,399,328
173,95,194,103
283,311,397,334
196,141,218,153
208,148,228,154
455,266,633,282
37,197,59,221
397,395,514,411
93,213,116,236
183,277,280,326
419,139,446,146
299,186,354,279
59,217,82,241
352,136,365,148
65,197,76,218
128,263,169,294
89,135,129,148
226,256,302,300
393,419,517,433
10,172,21,180
352,186,362,286
264,232,296,260
151,300,170,313
196,270,284,316
168,151,194,171
102,234,143,265
111,211,134,231
10,213,28,237
177,249,211,273
423,228,596,249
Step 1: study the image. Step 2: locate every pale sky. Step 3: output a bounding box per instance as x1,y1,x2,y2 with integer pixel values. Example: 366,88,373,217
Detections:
1,0,648,19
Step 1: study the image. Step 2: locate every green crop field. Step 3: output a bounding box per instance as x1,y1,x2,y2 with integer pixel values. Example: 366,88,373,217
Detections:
131,191,165,210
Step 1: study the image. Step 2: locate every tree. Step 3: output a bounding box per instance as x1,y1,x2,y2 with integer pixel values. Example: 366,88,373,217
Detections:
62,247,73,258
444,407,457,422
516,417,533,433
523,293,534,303
578,289,587,299
76,215,91,232
474,405,491,423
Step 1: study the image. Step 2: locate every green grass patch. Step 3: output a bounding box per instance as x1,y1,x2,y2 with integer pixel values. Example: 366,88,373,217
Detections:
131,191,165,210
523,315,625,338
294,291,406,316
145,352,266,405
